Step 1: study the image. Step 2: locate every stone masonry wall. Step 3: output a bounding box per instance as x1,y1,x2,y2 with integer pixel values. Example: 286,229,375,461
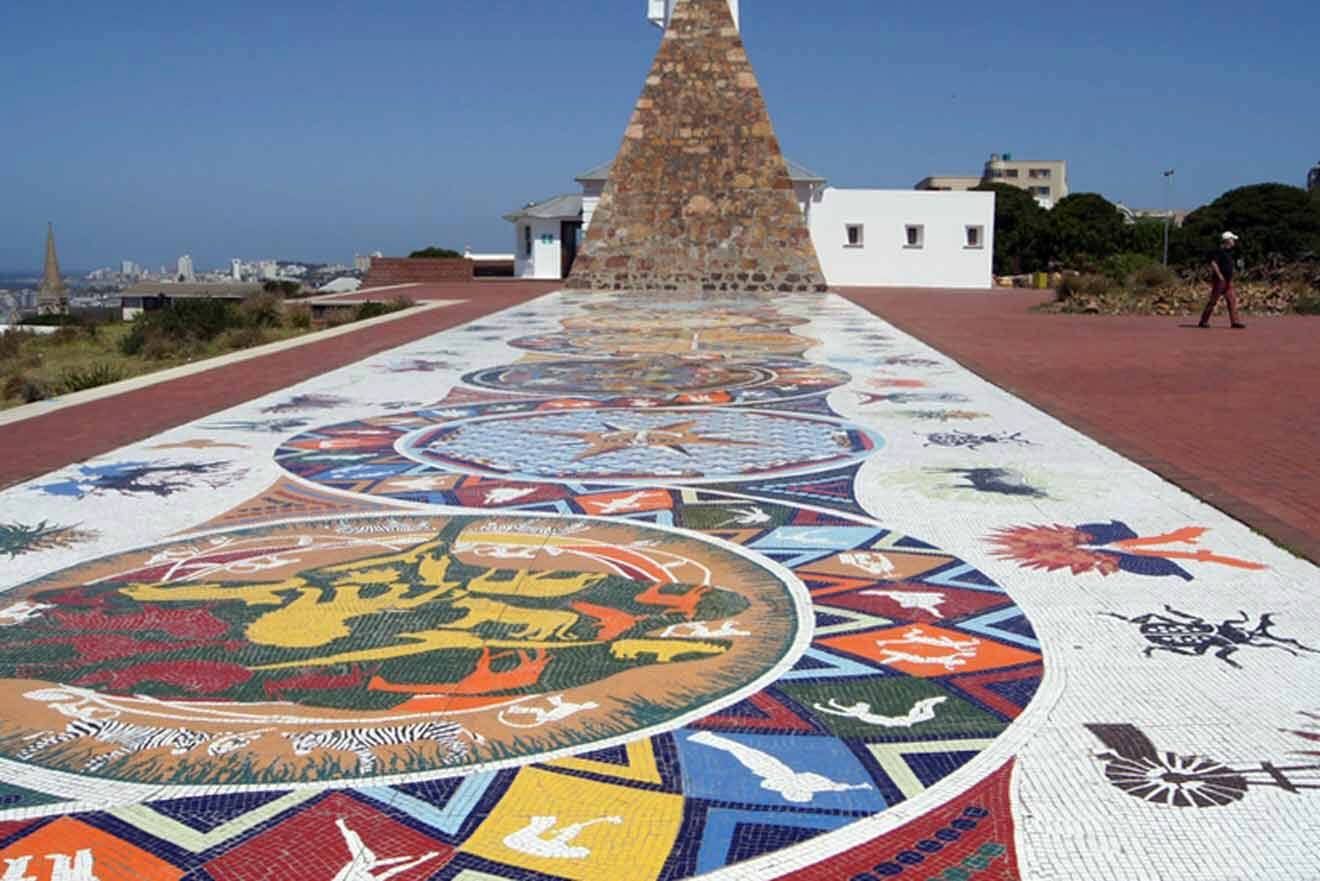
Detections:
565,0,827,294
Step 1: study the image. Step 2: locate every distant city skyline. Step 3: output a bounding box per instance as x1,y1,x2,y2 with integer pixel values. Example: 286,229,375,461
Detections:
2,0,1316,270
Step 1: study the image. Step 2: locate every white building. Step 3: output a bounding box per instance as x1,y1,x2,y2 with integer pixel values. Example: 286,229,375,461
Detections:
503,194,584,281
176,255,195,282
507,162,994,289
808,189,993,288
230,258,243,281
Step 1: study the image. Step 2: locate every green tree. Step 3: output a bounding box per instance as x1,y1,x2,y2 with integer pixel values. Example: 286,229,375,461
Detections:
408,247,463,259
1048,193,1128,268
972,183,1049,274
1173,183,1320,267
1126,217,1167,262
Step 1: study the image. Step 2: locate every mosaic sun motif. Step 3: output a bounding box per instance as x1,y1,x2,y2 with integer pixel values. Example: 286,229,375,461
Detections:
0,513,803,786
400,408,879,484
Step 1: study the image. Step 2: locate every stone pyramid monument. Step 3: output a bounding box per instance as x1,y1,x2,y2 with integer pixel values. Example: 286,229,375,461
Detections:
37,222,68,315
566,0,827,294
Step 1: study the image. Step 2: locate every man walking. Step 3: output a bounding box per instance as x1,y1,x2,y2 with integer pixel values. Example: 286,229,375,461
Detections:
1198,231,1245,328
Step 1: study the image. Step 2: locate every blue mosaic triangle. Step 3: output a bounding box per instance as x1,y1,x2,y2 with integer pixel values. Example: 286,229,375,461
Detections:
573,744,632,766
905,750,980,788
147,791,291,834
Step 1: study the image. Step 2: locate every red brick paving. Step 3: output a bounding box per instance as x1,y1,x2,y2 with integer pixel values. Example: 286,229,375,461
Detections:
838,286,1320,564
0,281,559,490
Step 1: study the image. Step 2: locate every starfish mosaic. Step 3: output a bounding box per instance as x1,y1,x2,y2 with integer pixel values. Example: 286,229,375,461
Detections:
537,419,758,462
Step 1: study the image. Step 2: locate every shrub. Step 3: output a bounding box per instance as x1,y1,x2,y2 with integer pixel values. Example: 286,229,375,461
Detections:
355,301,390,321
3,371,52,403
241,292,283,328
284,303,312,329
60,363,125,393
0,328,33,360
118,322,146,356
1100,252,1158,284
47,325,83,346
1131,263,1179,291
263,280,302,297
218,326,268,350
1294,286,1320,315
119,299,242,357
1055,273,1114,301
323,307,356,327
139,335,193,361
160,298,240,341
408,247,463,259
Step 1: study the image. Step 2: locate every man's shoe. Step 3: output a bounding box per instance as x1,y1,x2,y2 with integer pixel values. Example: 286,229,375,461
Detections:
1231,323,1247,329
1197,322,1209,328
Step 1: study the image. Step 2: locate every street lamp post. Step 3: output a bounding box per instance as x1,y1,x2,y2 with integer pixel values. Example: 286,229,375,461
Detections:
1162,169,1175,266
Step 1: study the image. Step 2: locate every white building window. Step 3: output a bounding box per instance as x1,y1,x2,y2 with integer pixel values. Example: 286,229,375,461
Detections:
904,225,925,249
965,225,984,249
1029,168,1052,179
844,224,864,247
523,225,532,258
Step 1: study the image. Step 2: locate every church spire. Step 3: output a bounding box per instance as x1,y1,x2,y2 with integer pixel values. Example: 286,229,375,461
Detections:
38,222,68,315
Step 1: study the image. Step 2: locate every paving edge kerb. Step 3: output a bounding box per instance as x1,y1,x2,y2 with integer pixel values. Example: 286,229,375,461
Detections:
0,298,457,429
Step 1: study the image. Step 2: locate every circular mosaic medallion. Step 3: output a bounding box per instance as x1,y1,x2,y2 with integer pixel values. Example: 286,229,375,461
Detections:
463,358,773,398
0,513,804,787
509,329,820,359
462,358,848,404
400,408,880,484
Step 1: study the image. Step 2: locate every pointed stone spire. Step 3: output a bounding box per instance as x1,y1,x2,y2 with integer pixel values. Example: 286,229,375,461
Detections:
567,0,826,294
37,222,68,315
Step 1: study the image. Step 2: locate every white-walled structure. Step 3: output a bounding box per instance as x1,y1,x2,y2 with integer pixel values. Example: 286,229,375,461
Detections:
503,194,583,281
506,170,995,288
807,189,995,288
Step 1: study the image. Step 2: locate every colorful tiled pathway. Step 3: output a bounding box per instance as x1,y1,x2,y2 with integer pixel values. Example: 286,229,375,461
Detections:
0,291,1316,880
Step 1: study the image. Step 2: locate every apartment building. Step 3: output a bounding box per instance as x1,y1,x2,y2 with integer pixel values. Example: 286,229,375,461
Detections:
983,154,1068,207
915,154,1068,208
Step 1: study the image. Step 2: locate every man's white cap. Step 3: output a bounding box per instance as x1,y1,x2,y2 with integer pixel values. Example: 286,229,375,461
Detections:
1222,231,1239,241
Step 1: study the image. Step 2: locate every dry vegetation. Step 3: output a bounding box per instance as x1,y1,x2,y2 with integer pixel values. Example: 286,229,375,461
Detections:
0,295,411,410
1037,259,1320,317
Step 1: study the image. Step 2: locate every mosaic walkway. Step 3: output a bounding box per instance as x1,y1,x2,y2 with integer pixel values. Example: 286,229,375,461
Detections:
0,291,1316,880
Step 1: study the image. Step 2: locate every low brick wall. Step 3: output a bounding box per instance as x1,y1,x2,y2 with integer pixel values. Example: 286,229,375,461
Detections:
364,258,473,288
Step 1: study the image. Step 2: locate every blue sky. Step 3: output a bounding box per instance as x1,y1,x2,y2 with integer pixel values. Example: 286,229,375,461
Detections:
2,0,1316,271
